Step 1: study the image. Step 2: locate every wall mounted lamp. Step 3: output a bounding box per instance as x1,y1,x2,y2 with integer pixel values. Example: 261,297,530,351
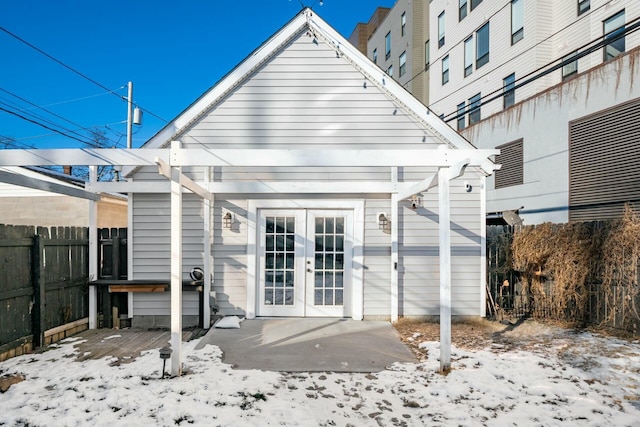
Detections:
223,212,233,229
410,194,423,209
378,213,389,230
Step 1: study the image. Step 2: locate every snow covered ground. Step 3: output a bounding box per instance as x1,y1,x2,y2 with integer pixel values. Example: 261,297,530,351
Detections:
1,321,639,426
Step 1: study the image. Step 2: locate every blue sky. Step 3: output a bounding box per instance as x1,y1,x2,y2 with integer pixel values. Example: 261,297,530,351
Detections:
1,1,395,149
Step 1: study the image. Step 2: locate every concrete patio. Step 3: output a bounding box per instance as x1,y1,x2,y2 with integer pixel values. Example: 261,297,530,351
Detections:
195,318,417,372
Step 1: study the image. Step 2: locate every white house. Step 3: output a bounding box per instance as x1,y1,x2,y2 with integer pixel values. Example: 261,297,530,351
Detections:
120,8,498,328
0,8,498,376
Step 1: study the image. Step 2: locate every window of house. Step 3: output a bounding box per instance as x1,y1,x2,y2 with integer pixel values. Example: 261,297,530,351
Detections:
385,32,392,60
464,36,474,77
373,48,378,64
603,10,625,61
562,52,578,79
459,0,468,21
387,64,393,77
457,102,466,131
442,56,449,85
468,93,481,125
425,40,430,70
471,0,483,11
495,140,524,189
511,0,524,45
503,73,516,109
476,22,490,68
438,12,445,48
401,12,406,36
578,0,590,16
399,52,407,77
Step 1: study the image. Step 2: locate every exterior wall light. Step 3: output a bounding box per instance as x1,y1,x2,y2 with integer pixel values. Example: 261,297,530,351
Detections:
410,194,423,209
223,212,233,229
378,213,389,230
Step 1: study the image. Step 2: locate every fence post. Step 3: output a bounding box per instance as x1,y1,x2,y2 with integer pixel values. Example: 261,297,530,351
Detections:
112,236,121,280
32,234,46,347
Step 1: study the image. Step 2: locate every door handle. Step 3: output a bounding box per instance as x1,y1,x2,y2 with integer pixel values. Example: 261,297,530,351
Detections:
307,268,313,273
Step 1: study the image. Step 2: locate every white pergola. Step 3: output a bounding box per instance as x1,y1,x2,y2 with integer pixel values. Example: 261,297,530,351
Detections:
0,144,498,375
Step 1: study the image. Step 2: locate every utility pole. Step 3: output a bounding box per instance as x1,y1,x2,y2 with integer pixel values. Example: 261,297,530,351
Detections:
126,81,134,149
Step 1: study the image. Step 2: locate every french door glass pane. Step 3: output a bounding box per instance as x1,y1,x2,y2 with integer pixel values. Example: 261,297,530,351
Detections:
264,216,295,306
313,216,346,307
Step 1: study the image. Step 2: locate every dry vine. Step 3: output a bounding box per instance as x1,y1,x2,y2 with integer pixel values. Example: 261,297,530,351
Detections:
511,222,606,323
601,206,640,332
507,205,640,333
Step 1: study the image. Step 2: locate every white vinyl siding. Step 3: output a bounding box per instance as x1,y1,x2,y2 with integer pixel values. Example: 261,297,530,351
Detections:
399,173,482,316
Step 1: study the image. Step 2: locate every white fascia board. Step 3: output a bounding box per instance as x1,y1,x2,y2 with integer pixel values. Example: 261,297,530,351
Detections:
305,11,478,151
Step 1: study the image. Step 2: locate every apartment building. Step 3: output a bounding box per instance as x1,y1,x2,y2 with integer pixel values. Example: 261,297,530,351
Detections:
429,0,640,131
353,0,430,105
427,0,640,224
348,7,390,56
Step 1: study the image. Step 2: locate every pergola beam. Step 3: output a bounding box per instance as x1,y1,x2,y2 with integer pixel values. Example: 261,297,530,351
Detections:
0,148,498,168
0,169,100,201
155,157,214,202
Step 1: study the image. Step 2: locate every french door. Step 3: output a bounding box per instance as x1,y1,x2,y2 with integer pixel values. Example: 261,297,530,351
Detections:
257,209,353,317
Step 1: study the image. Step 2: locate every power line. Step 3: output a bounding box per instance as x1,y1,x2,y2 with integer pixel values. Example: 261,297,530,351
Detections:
0,26,168,123
0,106,100,147
0,87,121,146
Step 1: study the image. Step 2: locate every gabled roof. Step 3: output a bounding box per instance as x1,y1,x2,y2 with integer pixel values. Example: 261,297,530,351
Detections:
126,8,476,176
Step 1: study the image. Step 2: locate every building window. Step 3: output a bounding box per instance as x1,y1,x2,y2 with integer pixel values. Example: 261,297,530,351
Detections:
464,36,474,77
387,65,393,77
562,52,578,80
459,0,468,21
603,10,625,62
399,52,407,77
385,32,392,60
442,56,449,85
495,140,524,189
457,102,466,131
425,40,430,70
503,73,515,109
476,22,490,69
401,12,406,37
578,0,590,16
511,0,524,45
468,93,481,125
471,0,483,11
373,48,377,64
438,12,445,48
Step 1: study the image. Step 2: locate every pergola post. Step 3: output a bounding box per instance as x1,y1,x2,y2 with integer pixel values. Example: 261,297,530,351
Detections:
438,167,452,373
202,166,213,328
170,142,183,377
88,166,98,329
390,167,399,323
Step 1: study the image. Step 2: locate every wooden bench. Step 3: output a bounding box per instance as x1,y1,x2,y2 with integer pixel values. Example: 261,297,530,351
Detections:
90,280,204,328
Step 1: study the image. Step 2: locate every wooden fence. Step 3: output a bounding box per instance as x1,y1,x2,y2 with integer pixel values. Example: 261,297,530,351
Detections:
0,225,89,361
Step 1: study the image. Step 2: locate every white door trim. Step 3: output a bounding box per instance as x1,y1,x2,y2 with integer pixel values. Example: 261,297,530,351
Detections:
247,199,365,320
